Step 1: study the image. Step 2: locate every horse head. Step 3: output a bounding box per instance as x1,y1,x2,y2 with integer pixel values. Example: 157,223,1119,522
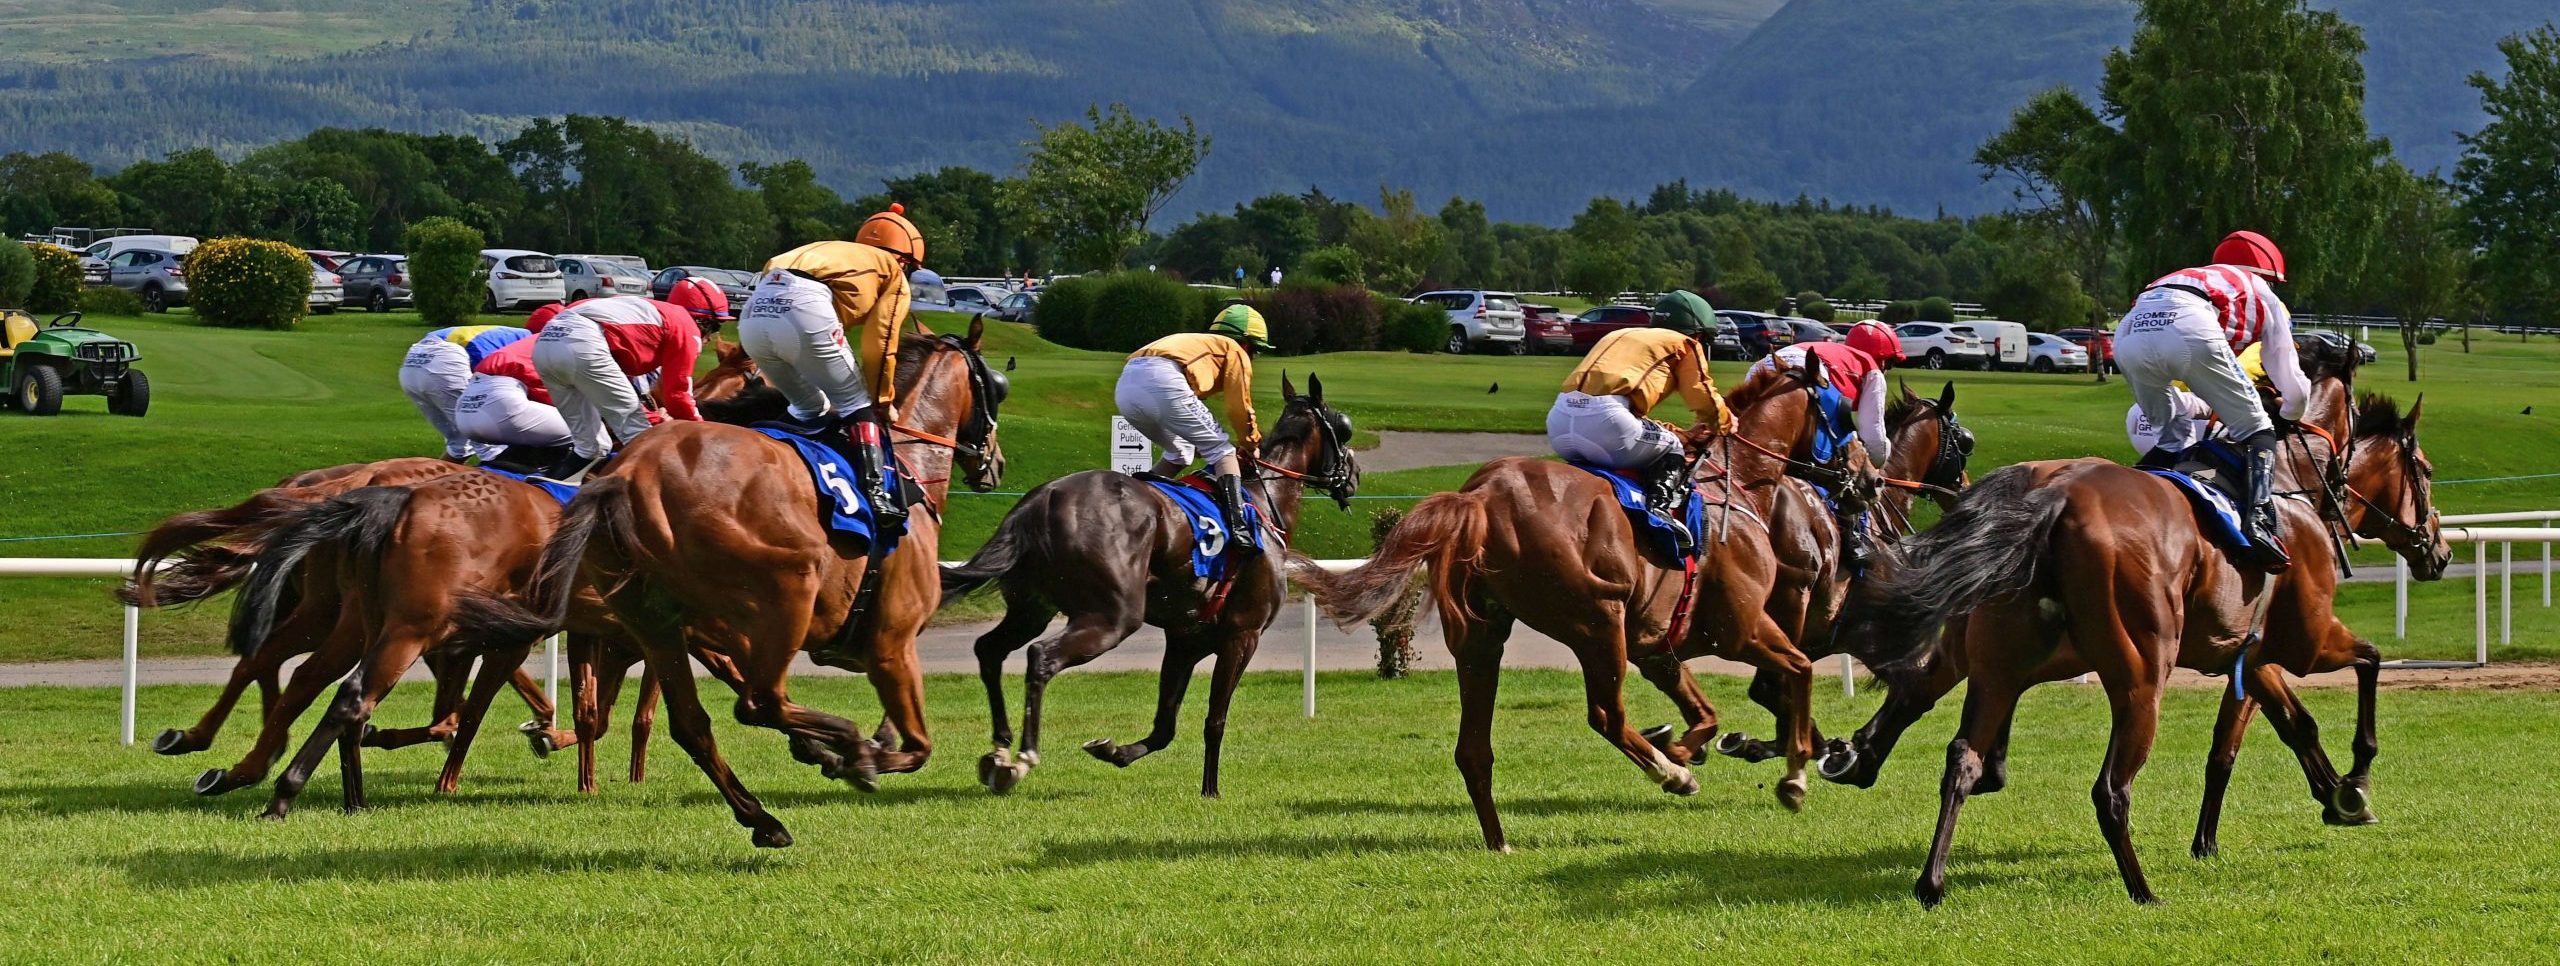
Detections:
1266,371,1361,510
2348,392,2449,579
697,337,763,402
933,316,1007,493
1887,379,1972,512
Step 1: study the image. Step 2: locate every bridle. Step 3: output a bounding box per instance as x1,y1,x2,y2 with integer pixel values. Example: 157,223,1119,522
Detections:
1249,401,1361,512
889,333,1007,486
2340,422,2438,553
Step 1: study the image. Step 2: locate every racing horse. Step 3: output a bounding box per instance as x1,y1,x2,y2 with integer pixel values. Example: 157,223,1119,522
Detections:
521,320,1007,847
1295,359,1922,851
939,373,1359,797
1835,383,2444,905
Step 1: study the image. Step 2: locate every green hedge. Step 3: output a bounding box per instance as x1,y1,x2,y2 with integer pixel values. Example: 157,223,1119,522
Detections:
1378,299,1444,353
405,216,486,326
0,241,32,308
1031,271,1212,352
80,285,145,316
26,244,83,314
186,237,311,329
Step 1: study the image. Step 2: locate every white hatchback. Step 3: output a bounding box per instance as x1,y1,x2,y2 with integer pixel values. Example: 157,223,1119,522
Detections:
480,249,567,312
1894,322,1997,371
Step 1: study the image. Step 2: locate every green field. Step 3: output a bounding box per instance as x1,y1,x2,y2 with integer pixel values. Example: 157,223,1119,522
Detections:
2,670,2557,962
2,308,2555,662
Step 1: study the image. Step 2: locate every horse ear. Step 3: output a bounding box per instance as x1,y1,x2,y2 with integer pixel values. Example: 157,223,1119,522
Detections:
1803,351,1826,384
966,313,986,349
1899,379,1919,406
1307,372,1325,406
2403,394,2423,432
1280,370,1298,402
1938,380,1957,413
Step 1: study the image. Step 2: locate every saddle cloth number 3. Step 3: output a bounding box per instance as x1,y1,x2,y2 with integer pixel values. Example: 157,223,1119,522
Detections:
818,462,861,516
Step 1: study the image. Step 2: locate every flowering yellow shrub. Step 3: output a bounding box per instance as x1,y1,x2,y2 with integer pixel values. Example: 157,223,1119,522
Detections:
187,237,312,329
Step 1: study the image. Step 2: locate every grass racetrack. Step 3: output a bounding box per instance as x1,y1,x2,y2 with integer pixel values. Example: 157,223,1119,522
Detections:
4,671,2559,962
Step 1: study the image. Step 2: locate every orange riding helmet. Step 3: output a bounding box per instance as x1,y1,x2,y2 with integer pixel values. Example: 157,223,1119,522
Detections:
855,203,926,266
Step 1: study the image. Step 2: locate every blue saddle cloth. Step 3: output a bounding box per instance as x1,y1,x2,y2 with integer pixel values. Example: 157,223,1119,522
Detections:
1144,476,1264,582
476,466,580,505
1569,461,1707,562
2143,467,2255,554
751,425,902,557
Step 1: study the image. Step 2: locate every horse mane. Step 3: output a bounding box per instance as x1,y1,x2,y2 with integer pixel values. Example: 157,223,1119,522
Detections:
2352,391,2403,439
889,336,945,398
1721,360,1805,413
1883,390,1921,432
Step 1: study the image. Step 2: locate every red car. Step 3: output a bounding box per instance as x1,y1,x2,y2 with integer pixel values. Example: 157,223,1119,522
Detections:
1523,304,1574,354
2058,327,2116,373
1568,304,1655,352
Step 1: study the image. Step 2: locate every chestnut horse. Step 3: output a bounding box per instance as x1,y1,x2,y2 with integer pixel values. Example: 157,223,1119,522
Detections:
1836,385,2443,905
524,322,1006,847
1296,360,1919,851
940,373,1359,797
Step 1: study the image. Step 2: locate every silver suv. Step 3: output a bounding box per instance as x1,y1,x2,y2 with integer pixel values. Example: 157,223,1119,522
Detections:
105,248,189,312
1412,289,1527,355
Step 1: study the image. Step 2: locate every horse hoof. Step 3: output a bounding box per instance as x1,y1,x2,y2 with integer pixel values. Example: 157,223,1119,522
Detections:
986,762,1029,796
1640,724,1677,753
1082,738,1121,765
257,802,289,821
1914,880,1945,909
1817,746,1859,782
2333,785,2374,824
193,769,234,796
151,729,198,756
977,749,1008,788
752,826,794,849
2191,839,2219,860
525,730,556,759
1775,777,1808,813
1661,770,1699,797
1715,732,1751,756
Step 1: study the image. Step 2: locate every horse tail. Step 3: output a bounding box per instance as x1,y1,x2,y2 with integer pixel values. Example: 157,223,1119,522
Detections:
529,475,636,625
225,487,412,659
118,488,324,607
939,492,1043,601
1294,490,1490,628
1844,465,2065,683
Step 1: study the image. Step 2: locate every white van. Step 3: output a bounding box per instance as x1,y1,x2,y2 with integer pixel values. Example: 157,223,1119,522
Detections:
1951,320,2031,370
82,234,198,261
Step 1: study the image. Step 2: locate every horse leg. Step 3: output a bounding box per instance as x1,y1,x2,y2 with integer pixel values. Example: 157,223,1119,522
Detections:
2245,665,2365,825
1572,627,1698,797
1823,653,1961,788
974,595,1053,786
155,607,311,755
1711,670,1790,764
1084,629,1205,770
435,641,537,795
1451,613,1514,852
2192,691,2258,859
643,638,790,848
1915,667,2026,908
509,663,555,732
1633,653,1719,767
362,650,470,749
1198,631,1260,799
627,666,659,785
262,634,424,819
194,611,365,796
2091,671,2166,905
862,628,935,777
1007,610,1143,791
2343,638,2383,819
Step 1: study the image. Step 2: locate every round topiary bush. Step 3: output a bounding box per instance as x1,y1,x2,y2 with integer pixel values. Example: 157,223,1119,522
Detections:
1916,296,1957,324
1029,274,1102,348
25,244,83,314
405,216,487,327
1794,290,1836,323
0,240,34,308
184,237,312,329
1088,271,1205,351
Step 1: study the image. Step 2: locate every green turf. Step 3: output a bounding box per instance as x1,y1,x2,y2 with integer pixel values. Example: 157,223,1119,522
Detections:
3,309,2556,662
0,670,2555,963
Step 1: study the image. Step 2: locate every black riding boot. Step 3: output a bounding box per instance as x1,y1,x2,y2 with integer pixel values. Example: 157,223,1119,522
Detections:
2134,446,2180,470
2237,430,2291,574
845,413,908,537
1644,452,1696,546
1838,511,1875,573
1215,473,1260,556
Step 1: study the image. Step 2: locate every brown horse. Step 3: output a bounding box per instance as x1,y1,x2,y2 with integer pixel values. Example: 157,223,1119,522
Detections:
1297,359,1914,851
523,321,1006,847
939,373,1358,797
1837,385,2443,905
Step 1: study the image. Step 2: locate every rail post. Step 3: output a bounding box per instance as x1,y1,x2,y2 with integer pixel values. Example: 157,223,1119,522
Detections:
2475,541,2489,665
121,604,139,747
2394,555,2408,639
1302,595,1317,718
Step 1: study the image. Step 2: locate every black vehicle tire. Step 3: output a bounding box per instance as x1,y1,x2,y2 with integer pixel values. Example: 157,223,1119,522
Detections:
16,364,64,416
569,290,589,302
108,369,150,417
1925,349,1947,370
1504,340,1527,357
369,290,390,313
313,305,336,315
482,290,499,313
2031,357,2055,373
142,286,168,314
1446,327,1471,355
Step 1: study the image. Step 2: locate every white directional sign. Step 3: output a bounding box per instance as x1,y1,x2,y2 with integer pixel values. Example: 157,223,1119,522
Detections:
1111,416,1155,474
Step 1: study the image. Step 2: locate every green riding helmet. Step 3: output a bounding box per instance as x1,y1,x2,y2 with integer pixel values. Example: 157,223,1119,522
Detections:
1651,289,1718,338
1211,303,1273,349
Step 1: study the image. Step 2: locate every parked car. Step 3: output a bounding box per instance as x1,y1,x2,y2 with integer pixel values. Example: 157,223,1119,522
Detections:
304,250,351,272
992,290,1039,323
2023,331,2091,372
1411,290,1527,355
1781,318,1841,345
82,234,197,263
306,255,343,314
1565,305,1655,353
1521,304,1573,353
2057,327,2115,373
557,254,651,302
1895,322,1995,370
945,283,1010,314
335,254,411,312
1714,310,1793,360
1951,320,2029,370
480,249,565,312
652,266,755,306
105,248,189,312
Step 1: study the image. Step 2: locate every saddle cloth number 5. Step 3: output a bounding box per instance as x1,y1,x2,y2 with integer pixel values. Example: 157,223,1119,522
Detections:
818,462,861,516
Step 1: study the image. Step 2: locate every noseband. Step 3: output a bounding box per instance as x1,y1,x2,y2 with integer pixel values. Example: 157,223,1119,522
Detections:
1252,403,1360,508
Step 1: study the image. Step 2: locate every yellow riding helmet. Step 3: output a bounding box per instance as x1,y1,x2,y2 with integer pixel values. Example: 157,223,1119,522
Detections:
855,203,926,265
1211,303,1271,349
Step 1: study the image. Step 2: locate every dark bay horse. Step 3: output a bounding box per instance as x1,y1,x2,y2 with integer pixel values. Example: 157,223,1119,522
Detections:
939,373,1359,797
1836,385,2444,905
1296,360,1920,851
524,321,1006,847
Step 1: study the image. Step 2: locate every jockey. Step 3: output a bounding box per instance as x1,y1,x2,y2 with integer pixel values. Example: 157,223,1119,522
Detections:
1749,318,1901,569
1550,290,1733,545
455,338,598,456
400,323,530,462
2122,344,2275,454
743,204,924,535
2118,230,2310,572
1117,304,1270,555
528,284,728,482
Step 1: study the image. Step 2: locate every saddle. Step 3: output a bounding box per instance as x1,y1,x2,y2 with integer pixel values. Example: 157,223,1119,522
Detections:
480,444,570,477
752,420,928,540
1132,472,1269,621
1569,461,1709,565
474,465,580,505
2139,441,2259,556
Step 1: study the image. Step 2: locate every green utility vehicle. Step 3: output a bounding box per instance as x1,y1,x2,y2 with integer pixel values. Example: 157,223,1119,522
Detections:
1,310,150,416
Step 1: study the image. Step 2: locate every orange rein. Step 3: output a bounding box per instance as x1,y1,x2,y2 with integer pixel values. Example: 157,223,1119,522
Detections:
1717,428,1951,497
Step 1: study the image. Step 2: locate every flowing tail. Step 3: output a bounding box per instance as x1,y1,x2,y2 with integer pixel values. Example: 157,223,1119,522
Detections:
938,489,1048,601
1840,465,2067,682
523,475,638,627
225,487,412,658
1292,490,1490,629
119,488,331,607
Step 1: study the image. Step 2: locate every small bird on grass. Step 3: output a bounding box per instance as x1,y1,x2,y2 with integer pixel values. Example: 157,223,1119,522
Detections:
1487,382,1500,395
1005,356,1017,372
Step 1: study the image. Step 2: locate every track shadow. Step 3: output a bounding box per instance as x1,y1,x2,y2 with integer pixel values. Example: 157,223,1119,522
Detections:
107,843,770,888
1281,793,1701,820
1536,843,2082,911
1021,831,1454,870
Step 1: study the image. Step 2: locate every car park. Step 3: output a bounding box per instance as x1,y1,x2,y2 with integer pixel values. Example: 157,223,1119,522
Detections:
652,266,755,307
1411,290,1527,355
1521,304,1573,353
1781,318,1841,345
1895,322,1995,370
105,248,189,312
1713,310,1793,360
946,283,1011,314
558,254,653,302
304,250,351,271
306,255,343,314
1951,320,2029,370
337,254,412,312
480,249,566,312
1566,304,1654,353
992,290,1039,322
2023,331,2090,372
2297,329,2379,364
82,234,197,263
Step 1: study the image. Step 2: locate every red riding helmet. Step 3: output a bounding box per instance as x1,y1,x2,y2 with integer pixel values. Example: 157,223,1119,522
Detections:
2213,230,2287,282
667,276,733,322
527,302,565,333
1845,319,1904,364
